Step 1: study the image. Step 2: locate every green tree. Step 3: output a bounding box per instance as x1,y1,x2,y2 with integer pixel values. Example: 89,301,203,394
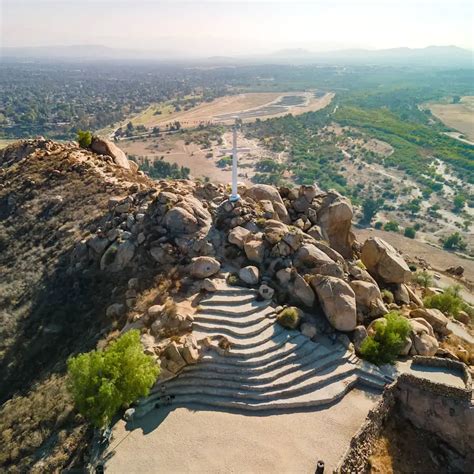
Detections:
67,330,159,428
77,130,92,149
453,194,466,213
359,312,411,365
404,227,416,239
442,232,467,251
383,220,399,232
361,197,384,224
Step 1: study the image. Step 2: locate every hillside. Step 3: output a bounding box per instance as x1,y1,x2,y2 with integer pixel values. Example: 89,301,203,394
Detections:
1,138,472,472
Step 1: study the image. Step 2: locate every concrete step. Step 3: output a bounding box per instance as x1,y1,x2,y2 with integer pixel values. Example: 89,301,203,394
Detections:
199,337,312,368
193,317,276,338
161,365,358,402
212,333,308,359
198,300,273,317
194,307,274,328
199,293,257,306
159,354,352,395
166,347,345,387
149,375,360,413
227,325,289,348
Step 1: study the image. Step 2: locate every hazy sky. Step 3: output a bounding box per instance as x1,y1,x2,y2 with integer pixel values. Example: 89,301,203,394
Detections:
2,0,474,55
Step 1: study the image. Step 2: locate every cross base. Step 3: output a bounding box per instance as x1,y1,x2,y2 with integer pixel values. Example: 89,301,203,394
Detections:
229,193,241,202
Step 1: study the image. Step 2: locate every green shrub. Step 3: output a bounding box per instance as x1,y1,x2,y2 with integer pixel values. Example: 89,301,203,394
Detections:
277,307,301,329
67,330,159,428
374,221,383,229
77,130,92,149
381,289,394,304
359,312,411,365
404,227,416,239
442,232,467,251
383,220,399,232
424,285,472,318
227,273,240,286
217,155,232,168
413,270,433,288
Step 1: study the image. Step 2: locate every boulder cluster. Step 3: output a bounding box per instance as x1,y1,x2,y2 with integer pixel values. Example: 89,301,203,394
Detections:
75,177,468,369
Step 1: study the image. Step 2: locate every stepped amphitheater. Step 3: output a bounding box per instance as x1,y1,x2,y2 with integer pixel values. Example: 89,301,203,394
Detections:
137,280,390,415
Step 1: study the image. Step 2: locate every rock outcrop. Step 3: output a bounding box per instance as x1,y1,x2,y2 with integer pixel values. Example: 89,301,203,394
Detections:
361,237,411,283
90,136,132,170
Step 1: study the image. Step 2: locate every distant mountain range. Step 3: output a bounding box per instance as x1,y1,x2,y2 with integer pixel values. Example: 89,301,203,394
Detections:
1,44,473,68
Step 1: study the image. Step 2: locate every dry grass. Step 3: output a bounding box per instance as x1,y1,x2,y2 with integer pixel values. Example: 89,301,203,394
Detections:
429,96,474,141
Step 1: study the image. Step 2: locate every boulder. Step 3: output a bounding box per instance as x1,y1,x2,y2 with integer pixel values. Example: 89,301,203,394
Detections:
294,244,335,268
228,226,251,248
410,317,435,338
307,225,324,241
106,303,126,318
259,284,274,300
276,268,292,286
350,280,382,308
413,332,439,356
190,256,220,279
456,311,470,325
100,240,135,272
317,192,354,258
202,278,218,292
263,220,289,244
293,273,315,307
244,239,266,263
164,207,199,234
409,307,450,334
361,237,411,284
311,276,357,331
239,266,260,285
181,345,199,365
394,283,410,305
90,136,131,169
244,184,290,223
353,325,368,352
300,322,317,339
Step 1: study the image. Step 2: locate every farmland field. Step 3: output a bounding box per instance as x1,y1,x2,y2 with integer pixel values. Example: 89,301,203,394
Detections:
121,91,334,130
429,96,474,141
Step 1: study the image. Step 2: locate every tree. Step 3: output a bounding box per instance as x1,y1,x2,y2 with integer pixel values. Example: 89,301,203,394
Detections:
67,330,159,428
383,220,399,232
404,227,416,239
453,194,466,213
77,130,92,149
359,312,411,365
361,197,384,224
442,232,467,251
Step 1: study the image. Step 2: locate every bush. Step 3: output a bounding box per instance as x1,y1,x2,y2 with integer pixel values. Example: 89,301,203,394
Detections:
424,285,472,318
77,130,92,149
404,227,416,239
359,312,411,365
374,221,383,229
442,232,467,251
383,220,399,232
67,330,158,428
381,289,394,304
276,307,301,329
413,270,432,288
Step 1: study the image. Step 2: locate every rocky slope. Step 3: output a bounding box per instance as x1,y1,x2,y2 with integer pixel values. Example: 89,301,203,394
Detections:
0,138,472,471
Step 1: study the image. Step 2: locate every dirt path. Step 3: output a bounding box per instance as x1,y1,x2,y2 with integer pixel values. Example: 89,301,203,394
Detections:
105,389,379,473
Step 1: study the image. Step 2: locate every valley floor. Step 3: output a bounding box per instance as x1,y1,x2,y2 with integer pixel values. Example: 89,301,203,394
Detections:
105,388,378,473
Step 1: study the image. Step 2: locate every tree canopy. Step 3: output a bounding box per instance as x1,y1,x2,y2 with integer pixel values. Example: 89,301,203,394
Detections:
67,330,159,428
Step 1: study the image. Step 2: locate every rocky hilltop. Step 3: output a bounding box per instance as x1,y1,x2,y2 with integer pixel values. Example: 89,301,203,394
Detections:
0,138,472,471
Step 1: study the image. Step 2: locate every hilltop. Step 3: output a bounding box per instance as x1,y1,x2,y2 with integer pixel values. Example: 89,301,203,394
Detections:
0,138,472,471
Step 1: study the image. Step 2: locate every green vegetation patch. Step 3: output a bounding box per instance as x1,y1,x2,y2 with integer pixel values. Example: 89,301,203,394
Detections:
67,330,159,428
359,312,411,365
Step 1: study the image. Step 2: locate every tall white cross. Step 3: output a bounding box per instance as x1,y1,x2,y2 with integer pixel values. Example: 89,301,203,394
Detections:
220,119,250,202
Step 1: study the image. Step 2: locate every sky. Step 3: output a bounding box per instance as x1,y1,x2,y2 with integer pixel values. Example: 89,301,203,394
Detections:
1,0,474,55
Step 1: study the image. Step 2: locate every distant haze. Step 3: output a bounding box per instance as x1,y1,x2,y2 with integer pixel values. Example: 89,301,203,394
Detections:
1,0,473,56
